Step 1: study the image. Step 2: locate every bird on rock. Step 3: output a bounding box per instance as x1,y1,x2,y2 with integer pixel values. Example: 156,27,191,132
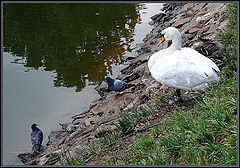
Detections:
148,27,220,103
31,123,43,153
105,76,136,92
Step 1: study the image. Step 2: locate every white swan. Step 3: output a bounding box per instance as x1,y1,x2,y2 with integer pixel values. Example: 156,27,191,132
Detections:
148,27,220,101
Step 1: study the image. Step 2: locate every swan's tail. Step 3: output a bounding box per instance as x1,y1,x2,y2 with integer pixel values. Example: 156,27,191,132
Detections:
192,77,220,91
203,67,220,83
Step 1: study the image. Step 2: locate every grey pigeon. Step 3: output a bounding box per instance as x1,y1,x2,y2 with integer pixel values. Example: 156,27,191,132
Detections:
105,76,136,92
31,123,43,153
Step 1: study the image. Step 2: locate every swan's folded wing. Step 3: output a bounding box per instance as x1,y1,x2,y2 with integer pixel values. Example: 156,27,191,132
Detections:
151,56,218,90
180,48,220,74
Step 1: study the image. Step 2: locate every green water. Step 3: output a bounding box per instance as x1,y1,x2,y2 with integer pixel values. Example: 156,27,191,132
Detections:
2,3,163,165
3,3,142,91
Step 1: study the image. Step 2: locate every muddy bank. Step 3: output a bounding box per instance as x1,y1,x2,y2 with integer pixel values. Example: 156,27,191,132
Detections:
18,3,227,165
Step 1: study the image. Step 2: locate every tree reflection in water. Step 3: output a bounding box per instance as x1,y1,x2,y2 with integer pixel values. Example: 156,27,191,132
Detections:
3,3,141,92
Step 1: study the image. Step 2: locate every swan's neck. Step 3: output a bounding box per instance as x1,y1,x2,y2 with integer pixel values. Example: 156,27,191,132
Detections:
165,34,182,54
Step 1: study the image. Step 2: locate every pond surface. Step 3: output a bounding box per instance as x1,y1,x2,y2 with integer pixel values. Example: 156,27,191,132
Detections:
2,3,163,165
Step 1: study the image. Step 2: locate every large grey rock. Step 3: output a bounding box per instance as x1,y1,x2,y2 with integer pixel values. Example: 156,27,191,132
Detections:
71,109,88,121
46,130,65,146
59,123,71,131
151,13,166,23
95,82,109,97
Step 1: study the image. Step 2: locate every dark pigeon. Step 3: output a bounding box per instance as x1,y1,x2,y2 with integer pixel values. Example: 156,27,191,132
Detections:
105,76,136,92
31,123,43,153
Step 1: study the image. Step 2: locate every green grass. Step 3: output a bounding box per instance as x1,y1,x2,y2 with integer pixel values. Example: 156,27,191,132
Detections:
59,3,238,166
118,74,237,165
217,3,238,77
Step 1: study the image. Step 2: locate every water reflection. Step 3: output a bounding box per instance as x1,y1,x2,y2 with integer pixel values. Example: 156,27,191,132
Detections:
3,3,141,92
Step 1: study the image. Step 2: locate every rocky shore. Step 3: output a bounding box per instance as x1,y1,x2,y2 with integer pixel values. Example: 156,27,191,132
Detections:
18,3,228,165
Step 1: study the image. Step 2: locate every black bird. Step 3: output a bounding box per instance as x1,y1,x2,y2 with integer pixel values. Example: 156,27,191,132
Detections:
105,76,136,92
31,123,43,153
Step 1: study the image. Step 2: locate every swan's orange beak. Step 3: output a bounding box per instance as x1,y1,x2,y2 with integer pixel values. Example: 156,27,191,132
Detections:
158,36,165,46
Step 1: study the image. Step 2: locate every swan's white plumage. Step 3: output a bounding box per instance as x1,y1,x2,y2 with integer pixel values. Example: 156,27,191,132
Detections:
148,27,220,91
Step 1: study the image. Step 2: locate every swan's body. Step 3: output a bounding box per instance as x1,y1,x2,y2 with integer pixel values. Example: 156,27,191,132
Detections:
148,27,219,92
